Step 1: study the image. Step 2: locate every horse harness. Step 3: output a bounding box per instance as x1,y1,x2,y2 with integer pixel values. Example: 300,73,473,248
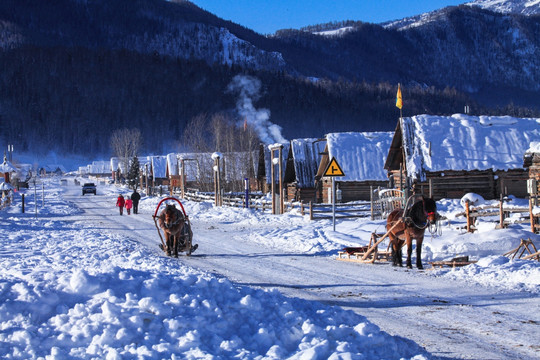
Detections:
400,198,427,229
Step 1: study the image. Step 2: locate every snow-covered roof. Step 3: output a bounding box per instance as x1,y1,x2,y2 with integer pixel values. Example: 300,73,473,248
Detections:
325,132,394,182
90,161,108,174
397,114,540,180
166,153,179,176
42,164,67,174
0,158,18,173
15,164,32,177
287,138,324,188
151,156,168,178
110,157,120,172
526,141,540,155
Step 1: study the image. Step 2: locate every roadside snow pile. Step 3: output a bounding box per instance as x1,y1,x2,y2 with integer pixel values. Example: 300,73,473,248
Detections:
0,183,429,359
433,256,540,294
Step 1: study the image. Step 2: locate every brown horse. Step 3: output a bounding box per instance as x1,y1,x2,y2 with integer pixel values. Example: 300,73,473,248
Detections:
386,196,437,269
158,204,185,257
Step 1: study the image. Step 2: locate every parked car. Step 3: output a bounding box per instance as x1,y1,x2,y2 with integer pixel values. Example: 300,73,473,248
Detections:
82,183,97,195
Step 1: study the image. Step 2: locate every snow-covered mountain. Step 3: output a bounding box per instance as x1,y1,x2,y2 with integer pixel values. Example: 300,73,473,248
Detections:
1,0,540,156
467,0,540,15
384,0,540,30
0,0,286,71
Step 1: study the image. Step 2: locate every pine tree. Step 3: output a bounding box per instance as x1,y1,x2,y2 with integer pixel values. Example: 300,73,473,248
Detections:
127,156,140,190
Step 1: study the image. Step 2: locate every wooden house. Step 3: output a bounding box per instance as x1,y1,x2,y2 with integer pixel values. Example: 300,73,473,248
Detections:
150,156,168,186
315,132,394,203
384,115,540,200
110,157,123,182
283,138,325,202
39,164,67,176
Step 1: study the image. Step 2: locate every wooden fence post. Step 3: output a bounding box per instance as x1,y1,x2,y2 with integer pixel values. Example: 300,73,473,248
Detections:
301,201,304,216
530,197,537,234
499,194,505,229
309,201,313,221
370,186,374,220
466,200,472,233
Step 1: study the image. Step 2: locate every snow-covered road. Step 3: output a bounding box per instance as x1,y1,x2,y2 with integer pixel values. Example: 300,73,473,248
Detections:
69,184,539,360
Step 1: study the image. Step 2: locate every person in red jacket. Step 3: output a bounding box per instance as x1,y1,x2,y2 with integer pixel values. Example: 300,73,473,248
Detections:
125,196,133,215
116,194,125,215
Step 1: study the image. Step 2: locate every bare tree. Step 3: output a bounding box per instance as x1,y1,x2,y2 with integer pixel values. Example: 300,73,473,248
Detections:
209,114,261,192
110,128,142,177
182,113,211,153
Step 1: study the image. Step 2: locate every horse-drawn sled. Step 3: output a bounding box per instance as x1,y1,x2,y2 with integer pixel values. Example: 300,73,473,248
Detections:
153,197,198,257
337,194,439,269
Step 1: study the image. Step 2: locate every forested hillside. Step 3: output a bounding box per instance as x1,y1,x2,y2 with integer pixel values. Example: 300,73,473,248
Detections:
1,47,499,155
0,0,539,156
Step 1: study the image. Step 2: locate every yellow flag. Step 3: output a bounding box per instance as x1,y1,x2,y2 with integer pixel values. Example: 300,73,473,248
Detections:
396,83,403,110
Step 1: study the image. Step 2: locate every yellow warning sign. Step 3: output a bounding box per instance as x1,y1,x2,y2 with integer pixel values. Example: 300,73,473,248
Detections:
324,158,345,177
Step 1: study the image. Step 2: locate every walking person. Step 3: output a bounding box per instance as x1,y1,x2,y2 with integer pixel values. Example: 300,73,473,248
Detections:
125,196,133,215
116,194,125,215
131,189,141,214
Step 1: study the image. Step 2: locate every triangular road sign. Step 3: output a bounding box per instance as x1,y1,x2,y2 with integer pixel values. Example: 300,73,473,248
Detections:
324,157,345,177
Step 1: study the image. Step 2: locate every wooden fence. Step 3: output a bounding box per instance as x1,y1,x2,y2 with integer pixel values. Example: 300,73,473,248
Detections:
456,198,531,233
303,188,404,221
530,195,540,234
304,201,371,220
170,186,405,221
159,184,540,234
370,188,405,220
179,189,304,214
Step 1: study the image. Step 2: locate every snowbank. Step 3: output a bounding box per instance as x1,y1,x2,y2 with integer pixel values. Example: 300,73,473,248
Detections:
0,179,430,359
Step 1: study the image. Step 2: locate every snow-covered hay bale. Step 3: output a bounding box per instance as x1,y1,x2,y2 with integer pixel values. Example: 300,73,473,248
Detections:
460,193,485,209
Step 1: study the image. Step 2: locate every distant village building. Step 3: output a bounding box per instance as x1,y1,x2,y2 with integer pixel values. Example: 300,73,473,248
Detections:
110,157,122,181
283,138,325,202
316,132,394,202
86,161,108,177
384,115,539,200
150,156,168,186
39,164,67,176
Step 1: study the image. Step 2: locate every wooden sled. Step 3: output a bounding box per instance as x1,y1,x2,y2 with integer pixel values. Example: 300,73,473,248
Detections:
336,222,400,264
153,197,197,256
429,256,477,269
503,238,539,261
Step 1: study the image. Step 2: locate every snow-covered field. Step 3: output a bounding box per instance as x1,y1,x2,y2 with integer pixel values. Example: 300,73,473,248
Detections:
1,177,539,359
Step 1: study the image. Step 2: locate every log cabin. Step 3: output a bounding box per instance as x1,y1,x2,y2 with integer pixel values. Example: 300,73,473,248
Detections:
384,114,540,200
283,138,325,203
315,132,394,202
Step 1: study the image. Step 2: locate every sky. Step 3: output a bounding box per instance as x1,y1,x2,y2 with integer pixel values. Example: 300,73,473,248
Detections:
189,0,468,34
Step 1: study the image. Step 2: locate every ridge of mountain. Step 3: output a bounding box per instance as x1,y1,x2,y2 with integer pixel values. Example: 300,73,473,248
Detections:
1,0,539,155
2,0,540,101
0,0,287,71
467,0,540,16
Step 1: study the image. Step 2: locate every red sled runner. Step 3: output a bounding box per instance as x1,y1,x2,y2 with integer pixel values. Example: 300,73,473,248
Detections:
153,197,197,257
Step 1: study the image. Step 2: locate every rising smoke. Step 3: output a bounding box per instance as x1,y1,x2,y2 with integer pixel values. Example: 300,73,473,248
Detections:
227,75,287,144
